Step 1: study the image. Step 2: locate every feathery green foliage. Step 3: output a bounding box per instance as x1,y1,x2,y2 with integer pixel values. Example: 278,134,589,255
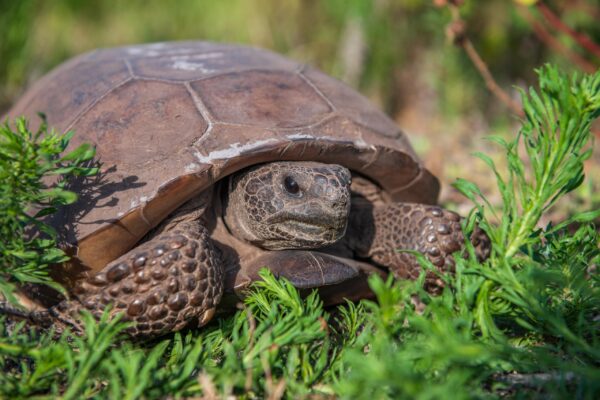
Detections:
0,66,598,399
0,117,97,303
0,272,359,399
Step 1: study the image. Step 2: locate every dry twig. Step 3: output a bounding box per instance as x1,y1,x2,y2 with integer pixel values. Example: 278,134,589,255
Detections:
439,0,525,117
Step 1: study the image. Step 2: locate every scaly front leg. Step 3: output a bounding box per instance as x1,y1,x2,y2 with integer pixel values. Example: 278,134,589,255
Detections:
50,222,224,338
348,203,489,290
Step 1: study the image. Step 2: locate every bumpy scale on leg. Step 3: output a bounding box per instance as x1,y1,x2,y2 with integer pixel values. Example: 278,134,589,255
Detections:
352,203,489,290
51,223,223,338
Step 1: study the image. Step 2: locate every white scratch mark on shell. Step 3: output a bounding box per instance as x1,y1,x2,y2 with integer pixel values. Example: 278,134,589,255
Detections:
125,43,212,58
126,48,159,57
170,52,224,61
193,138,279,163
353,137,371,148
129,196,149,210
184,163,200,172
286,133,315,140
171,60,214,73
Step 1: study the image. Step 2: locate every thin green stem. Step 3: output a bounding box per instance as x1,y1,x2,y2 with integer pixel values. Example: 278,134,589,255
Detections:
505,133,560,259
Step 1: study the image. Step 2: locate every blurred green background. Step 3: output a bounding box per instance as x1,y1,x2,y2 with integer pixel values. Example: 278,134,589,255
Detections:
1,0,598,213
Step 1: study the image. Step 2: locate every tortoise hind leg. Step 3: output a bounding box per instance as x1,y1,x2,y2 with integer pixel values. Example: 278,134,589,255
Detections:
348,203,490,290
53,222,224,338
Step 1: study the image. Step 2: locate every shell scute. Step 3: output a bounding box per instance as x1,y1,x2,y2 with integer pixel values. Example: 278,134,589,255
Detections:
9,59,130,132
71,79,208,168
302,66,408,141
191,70,332,128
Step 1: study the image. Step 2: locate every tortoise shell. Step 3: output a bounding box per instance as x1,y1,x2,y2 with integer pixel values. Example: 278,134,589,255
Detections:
6,41,439,277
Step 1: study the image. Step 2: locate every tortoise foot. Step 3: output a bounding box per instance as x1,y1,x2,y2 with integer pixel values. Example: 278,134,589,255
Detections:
353,203,490,291
53,223,224,338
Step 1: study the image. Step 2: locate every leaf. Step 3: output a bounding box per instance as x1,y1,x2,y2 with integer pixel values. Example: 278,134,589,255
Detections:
59,143,95,162
42,188,78,204
545,209,600,235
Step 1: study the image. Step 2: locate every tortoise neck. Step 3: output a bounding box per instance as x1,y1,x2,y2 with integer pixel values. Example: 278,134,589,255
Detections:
345,198,376,257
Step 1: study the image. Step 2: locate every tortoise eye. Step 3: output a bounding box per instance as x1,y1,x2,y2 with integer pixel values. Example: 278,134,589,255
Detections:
283,176,300,195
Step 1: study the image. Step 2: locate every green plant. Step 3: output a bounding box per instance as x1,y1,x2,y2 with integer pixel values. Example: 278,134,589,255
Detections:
454,65,600,349
0,116,97,303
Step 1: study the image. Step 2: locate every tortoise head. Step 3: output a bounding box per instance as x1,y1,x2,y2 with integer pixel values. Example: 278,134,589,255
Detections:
223,161,352,250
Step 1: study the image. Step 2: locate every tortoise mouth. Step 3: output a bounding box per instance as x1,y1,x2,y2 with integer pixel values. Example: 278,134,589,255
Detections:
261,219,346,250
282,217,344,234
281,220,329,236
267,209,345,228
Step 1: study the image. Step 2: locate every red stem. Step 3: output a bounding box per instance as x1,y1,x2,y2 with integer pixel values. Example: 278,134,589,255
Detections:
519,6,596,73
536,1,600,59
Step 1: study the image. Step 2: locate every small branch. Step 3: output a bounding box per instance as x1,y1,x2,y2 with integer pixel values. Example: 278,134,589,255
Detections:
536,1,600,59
519,6,596,73
461,40,525,117
442,1,524,117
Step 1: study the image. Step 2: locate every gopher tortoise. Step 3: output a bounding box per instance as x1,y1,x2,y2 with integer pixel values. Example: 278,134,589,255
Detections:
4,41,488,338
